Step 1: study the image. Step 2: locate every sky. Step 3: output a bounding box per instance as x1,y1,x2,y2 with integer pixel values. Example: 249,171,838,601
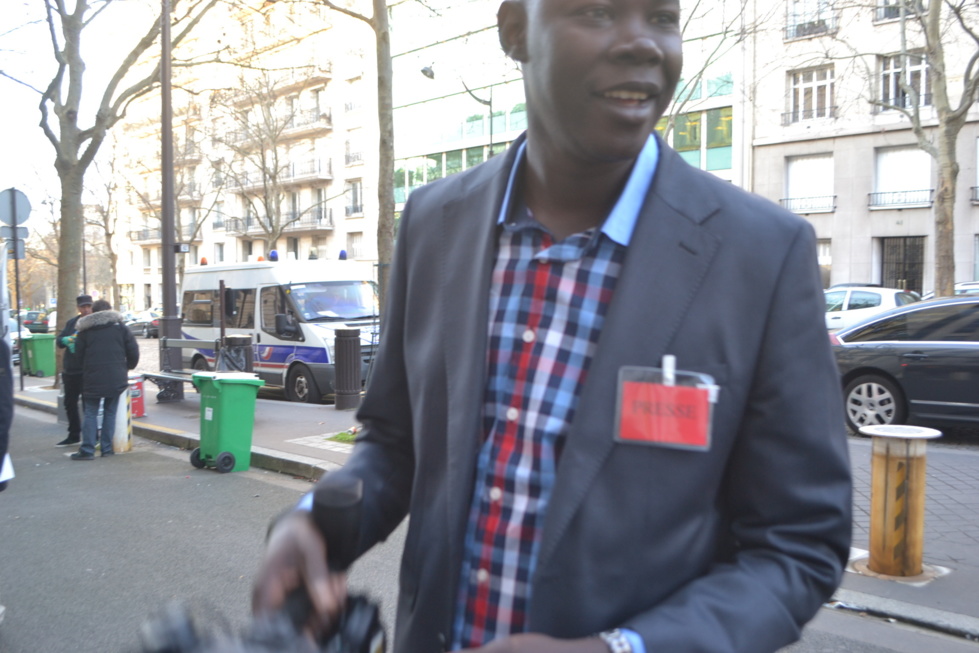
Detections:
0,0,157,224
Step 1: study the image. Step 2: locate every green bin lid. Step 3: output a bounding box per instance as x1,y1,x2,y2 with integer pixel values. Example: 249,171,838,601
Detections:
192,371,265,387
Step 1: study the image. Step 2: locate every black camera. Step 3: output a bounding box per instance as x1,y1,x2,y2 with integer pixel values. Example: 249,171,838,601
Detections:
138,476,386,653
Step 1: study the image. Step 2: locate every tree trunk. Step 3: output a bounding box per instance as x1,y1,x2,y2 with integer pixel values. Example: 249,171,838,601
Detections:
56,170,84,335
374,0,395,316
934,123,958,298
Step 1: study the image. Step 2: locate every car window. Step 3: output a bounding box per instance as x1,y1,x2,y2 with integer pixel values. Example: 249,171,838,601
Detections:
846,314,910,342
905,304,979,342
895,292,918,306
825,290,846,312
847,291,881,311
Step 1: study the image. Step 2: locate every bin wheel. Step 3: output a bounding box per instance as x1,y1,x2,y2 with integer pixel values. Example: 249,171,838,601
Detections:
34,370,44,378
286,364,322,404
190,447,206,469
215,452,235,473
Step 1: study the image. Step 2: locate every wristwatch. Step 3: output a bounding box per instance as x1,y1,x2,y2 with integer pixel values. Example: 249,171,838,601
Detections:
598,629,633,653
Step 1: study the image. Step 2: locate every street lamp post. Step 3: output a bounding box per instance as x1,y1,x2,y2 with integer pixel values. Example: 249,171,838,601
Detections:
160,0,183,395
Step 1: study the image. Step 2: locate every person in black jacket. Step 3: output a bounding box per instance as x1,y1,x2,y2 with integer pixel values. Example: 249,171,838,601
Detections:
70,300,139,461
55,294,93,447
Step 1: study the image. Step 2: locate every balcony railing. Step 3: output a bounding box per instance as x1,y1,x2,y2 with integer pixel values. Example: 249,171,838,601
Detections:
345,204,364,217
284,109,333,134
780,196,837,214
130,228,162,243
781,106,838,125
868,189,933,208
225,216,265,236
283,159,333,183
345,152,364,166
784,15,839,40
175,144,202,164
873,93,933,113
283,208,334,232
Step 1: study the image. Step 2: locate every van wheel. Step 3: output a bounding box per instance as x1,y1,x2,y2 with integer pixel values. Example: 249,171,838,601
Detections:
192,357,209,372
287,364,321,404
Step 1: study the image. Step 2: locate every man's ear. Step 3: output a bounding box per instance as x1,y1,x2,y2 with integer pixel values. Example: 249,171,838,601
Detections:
498,0,529,63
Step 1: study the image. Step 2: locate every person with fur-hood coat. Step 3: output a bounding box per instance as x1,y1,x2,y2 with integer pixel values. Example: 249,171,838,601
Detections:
70,299,139,461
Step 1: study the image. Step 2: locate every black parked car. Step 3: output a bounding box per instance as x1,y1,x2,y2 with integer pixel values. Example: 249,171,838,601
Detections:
830,296,979,432
126,310,161,338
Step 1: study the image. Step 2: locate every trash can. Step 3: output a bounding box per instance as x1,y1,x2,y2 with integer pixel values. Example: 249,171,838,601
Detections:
129,373,146,418
22,333,57,377
190,372,265,473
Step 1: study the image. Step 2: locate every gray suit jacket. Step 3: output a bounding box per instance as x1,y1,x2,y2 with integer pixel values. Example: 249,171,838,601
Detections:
331,135,852,653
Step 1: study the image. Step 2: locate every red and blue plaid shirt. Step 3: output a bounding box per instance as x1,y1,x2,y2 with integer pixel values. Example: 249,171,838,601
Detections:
452,137,661,649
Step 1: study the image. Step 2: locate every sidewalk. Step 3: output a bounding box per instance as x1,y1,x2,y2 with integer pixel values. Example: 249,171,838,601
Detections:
13,373,979,647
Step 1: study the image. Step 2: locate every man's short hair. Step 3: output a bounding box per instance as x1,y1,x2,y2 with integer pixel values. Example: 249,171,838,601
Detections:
76,294,93,307
92,299,112,313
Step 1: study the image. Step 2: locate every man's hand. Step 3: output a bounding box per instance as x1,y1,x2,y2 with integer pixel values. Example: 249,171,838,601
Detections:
252,511,347,636
462,634,609,653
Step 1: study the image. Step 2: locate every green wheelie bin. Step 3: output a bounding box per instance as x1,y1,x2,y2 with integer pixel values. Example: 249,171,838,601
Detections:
22,333,57,377
190,372,265,473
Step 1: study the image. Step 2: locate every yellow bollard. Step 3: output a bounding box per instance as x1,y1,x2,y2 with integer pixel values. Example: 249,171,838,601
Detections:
860,424,941,577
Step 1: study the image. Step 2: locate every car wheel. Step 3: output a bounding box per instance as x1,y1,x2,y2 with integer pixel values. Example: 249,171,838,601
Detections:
843,374,908,433
192,357,209,372
142,325,151,339
286,364,322,404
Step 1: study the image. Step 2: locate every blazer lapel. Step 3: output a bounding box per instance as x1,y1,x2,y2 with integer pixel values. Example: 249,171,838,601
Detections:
439,140,525,571
538,148,723,566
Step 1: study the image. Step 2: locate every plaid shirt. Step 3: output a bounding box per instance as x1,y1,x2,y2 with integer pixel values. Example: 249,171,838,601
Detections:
453,214,626,647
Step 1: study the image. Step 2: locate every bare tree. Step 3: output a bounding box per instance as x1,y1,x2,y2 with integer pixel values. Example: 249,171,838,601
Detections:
14,0,219,337
828,0,979,297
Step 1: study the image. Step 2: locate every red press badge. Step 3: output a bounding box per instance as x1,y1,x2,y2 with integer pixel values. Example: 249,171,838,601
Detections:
614,358,718,451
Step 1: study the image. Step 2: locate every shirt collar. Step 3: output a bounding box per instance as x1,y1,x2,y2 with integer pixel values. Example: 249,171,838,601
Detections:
496,134,660,247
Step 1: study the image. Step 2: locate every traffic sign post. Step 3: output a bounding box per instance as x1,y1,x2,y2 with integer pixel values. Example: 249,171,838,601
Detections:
2,188,32,392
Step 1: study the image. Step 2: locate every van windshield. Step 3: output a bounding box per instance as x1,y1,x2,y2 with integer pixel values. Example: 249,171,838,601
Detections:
288,281,378,322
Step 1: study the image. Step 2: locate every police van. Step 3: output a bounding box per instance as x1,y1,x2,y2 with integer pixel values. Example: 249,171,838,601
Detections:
179,258,378,403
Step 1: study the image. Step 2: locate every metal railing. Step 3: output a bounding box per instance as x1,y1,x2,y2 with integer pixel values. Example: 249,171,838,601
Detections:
784,15,839,40
283,208,334,232
345,204,364,217
130,228,162,243
868,189,933,208
780,196,837,213
345,152,364,166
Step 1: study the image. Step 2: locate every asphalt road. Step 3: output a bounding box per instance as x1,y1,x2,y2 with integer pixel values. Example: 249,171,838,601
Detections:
0,406,402,653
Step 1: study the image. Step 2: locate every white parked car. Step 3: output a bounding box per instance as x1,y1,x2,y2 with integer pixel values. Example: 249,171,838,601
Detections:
824,286,919,331
920,281,979,300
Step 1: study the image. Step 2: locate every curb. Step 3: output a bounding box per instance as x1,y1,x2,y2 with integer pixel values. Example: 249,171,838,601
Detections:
830,588,979,642
14,394,338,482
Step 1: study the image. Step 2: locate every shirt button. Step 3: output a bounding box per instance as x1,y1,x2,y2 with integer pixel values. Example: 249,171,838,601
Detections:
522,329,535,343
477,568,490,584
506,407,519,421
489,486,503,502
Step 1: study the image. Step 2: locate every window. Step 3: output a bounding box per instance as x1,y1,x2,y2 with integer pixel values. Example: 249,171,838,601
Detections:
142,248,151,268
260,286,295,337
817,239,832,288
784,154,835,213
786,0,835,39
847,304,979,343
345,180,363,216
880,53,931,110
182,291,215,326
787,67,835,124
347,232,363,259
445,150,463,176
875,0,914,22
671,108,733,171
467,147,485,169
871,147,932,207
848,291,882,311
214,242,224,263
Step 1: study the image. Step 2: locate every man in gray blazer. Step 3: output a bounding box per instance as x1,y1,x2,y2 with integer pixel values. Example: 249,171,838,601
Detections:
254,1,852,652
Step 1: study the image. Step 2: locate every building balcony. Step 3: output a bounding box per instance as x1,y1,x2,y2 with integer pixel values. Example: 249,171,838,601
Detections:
175,144,202,165
780,196,836,214
283,208,334,232
177,181,203,204
872,94,933,114
282,109,333,139
781,106,838,125
784,15,839,40
868,189,933,209
180,224,204,242
225,216,266,236
345,203,364,217
282,159,333,185
130,228,162,244
345,152,363,166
